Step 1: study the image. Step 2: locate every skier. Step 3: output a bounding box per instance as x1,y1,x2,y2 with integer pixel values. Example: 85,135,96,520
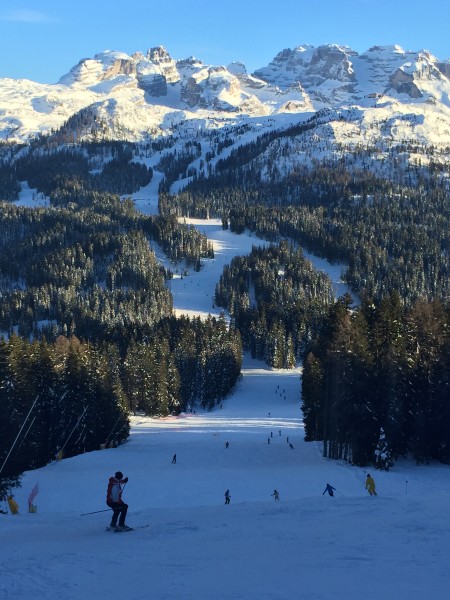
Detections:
106,471,130,530
172,453,177,464
289,443,295,449
225,442,229,448
225,489,231,505
272,489,280,501
365,474,377,496
323,483,336,497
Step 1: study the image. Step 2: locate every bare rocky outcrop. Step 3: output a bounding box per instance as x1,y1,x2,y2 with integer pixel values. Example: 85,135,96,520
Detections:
146,46,180,83
437,62,450,79
389,69,423,98
137,73,168,97
181,66,242,111
307,45,357,85
102,58,136,80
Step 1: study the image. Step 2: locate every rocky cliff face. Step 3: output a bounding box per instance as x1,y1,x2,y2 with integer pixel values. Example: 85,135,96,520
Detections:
254,44,450,105
181,66,245,111
37,43,450,109
103,58,137,79
390,69,423,98
146,46,180,84
438,61,450,78
254,45,356,88
137,73,168,97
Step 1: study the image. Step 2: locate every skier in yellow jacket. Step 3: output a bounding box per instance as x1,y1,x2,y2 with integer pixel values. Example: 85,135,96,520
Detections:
7,495,19,514
365,474,377,496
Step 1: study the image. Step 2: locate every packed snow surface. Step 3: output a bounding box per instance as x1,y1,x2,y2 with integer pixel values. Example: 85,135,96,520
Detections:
2,216,449,600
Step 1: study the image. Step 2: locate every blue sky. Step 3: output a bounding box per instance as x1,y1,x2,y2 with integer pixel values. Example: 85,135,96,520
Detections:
1,0,449,83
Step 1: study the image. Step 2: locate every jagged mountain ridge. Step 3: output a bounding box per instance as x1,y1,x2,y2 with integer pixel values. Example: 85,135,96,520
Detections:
1,43,450,146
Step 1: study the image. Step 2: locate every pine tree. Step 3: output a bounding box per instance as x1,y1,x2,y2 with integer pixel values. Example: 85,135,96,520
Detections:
301,352,324,441
368,293,409,459
53,336,90,458
407,300,448,463
0,338,22,498
374,427,393,471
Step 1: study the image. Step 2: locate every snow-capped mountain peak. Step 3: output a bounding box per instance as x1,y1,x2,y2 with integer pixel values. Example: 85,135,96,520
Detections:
1,43,450,145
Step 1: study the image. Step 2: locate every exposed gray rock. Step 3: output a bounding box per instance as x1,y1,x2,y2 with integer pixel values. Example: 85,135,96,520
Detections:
146,46,180,83
307,45,357,84
437,61,450,79
181,66,241,111
181,76,202,108
389,69,423,98
137,73,168,97
102,58,136,80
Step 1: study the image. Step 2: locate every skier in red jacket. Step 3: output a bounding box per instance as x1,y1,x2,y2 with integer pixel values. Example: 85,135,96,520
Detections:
106,471,130,530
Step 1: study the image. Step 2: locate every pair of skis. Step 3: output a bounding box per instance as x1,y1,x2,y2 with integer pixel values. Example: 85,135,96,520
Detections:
105,524,149,533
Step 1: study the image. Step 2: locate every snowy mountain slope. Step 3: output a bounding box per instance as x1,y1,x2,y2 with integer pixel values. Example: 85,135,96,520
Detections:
0,77,99,140
2,43,450,152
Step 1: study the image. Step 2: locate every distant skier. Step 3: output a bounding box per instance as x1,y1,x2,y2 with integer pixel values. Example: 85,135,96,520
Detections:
289,443,295,449
7,495,19,515
272,489,280,501
279,430,281,436
323,483,336,497
365,474,377,496
172,454,177,464
268,437,271,444
106,471,130,530
225,442,229,448
225,489,231,505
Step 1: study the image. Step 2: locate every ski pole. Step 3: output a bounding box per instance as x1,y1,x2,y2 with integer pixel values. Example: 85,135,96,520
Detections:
335,488,345,497
80,508,113,516
81,480,128,516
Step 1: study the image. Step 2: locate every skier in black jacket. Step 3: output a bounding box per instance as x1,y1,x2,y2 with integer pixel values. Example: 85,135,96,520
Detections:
323,483,336,497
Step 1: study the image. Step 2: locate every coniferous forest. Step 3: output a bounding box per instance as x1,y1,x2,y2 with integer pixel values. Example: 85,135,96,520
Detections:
302,293,450,466
0,124,449,498
214,241,334,367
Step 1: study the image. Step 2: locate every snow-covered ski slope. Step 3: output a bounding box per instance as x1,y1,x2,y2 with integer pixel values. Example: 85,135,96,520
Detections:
3,214,450,600
3,358,450,600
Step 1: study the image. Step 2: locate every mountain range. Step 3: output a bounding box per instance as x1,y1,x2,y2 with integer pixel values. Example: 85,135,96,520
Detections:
2,43,450,150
